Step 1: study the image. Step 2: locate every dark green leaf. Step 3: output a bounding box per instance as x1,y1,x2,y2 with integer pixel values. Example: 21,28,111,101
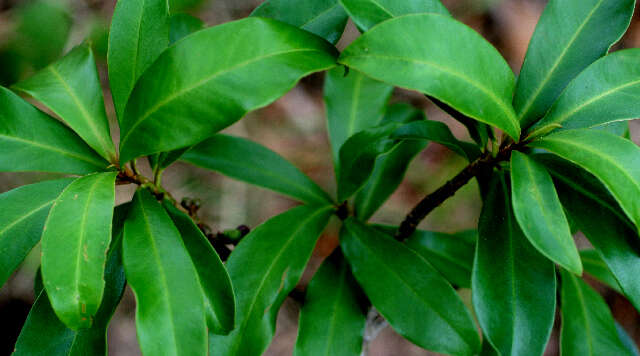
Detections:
473,173,556,356
14,205,127,356
341,218,480,355
251,0,348,44
182,134,333,205
510,151,581,274
119,17,338,163
390,120,481,160
41,172,117,330
123,189,207,355
0,179,73,288
337,124,399,201
556,176,640,311
339,0,449,32
513,0,634,128
108,0,170,121
616,322,640,356
294,251,365,356
560,268,632,356
533,49,640,134
13,45,116,162
210,205,333,356
324,66,393,170
163,201,235,334
170,13,204,44
406,229,476,288
339,14,520,139
580,250,622,293
0,87,108,174
353,103,427,220
169,0,205,13
530,129,640,230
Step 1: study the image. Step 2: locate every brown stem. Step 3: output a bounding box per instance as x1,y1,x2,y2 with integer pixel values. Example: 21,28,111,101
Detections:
395,142,521,240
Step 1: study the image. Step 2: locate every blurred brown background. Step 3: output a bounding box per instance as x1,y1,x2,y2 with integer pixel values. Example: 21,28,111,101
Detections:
1,0,639,355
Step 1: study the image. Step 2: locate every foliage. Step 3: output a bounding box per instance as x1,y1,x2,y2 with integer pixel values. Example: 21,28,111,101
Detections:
2,0,640,355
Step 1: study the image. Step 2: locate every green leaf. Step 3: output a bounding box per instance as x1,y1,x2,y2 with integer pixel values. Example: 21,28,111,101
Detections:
532,49,640,134
510,151,582,274
472,173,556,356
13,45,116,162
14,204,127,356
580,250,622,293
559,268,632,356
617,322,640,356
390,120,481,160
339,0,449,32
339,13,520,140
210,205,333,356
293,251,366,356
513,0,634,128
0,178,73,288
405,229,476,288
251,0,348,44
337,124,399,201
354,139,426,221
169,0,205,13
41,172,117,330
119,17,338,163
530,129,640,231
170,13,204,44
163,201,235,334
341,218,480,355
123,189,207,356
0,87,108,174
324,66,393,170
555,176,640,311
108,0,170,122
182,134,333,205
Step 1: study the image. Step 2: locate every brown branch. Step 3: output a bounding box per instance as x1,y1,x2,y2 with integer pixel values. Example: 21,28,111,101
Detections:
395,142,521,241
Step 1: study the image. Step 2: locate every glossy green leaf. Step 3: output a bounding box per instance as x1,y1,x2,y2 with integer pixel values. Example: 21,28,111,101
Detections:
210,205,333,356
339,13,520,139
341,218,480,355
251,0,348,44
0,87,108,174
406,229,476,288
559,269,632,356
163,201,235,334
510,151,581,274
617,322,640,356
170,13,204,44
120,17,338,163
580,250,622,293
532,49,640,134
473,173,556,356
513,0,634,128
337,124,399,201
108,0,170,121
182,134,333,205
556,177,640,311
41,172,117,330
354,139,425,221
353,104,425,220
339,0,449,31
0,179,73,288
13,45,116,162
390,120,480,160
530,129,640,230
324,66,393,170
123,189,207,356
293,251,365,356
14,204,127,356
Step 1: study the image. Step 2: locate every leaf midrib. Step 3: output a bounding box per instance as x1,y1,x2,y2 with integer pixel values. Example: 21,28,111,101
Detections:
518,0,606,120
342,53,517,130
322,264,347,356
121,48,325,147
229,207,330,355
0,134,106,167
0,200,53,237
571,275,596,356
300,3,341,28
